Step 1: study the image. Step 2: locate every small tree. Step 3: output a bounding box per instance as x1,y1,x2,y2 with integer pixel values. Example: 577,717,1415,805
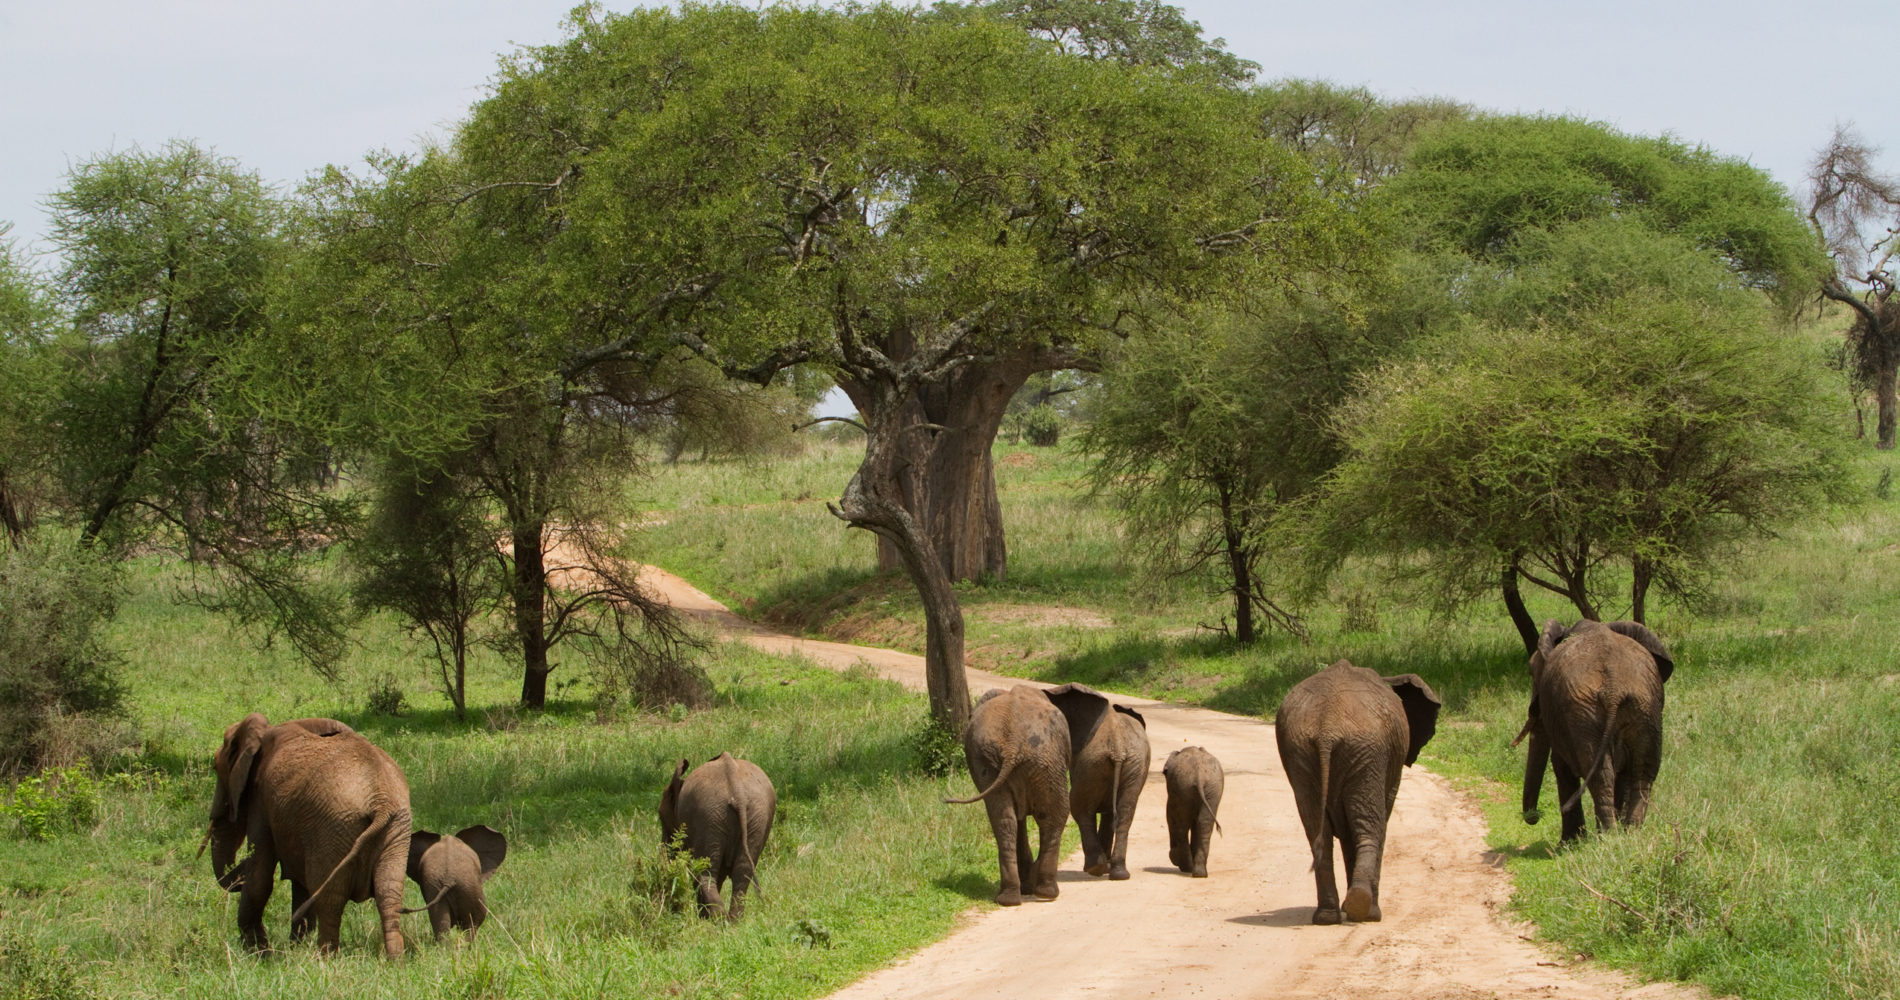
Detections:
0,537,125,774
0,228,59,547
1808,126,1900,449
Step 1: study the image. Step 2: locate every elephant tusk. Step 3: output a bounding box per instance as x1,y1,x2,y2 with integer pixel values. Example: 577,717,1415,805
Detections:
1509,718,1535,749
195,824,214,860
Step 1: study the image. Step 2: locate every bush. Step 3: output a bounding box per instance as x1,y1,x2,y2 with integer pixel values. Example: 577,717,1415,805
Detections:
0,537,127,775
1023,405,1061,447
3,763,99,841
906,711,965,777
0,926,91,999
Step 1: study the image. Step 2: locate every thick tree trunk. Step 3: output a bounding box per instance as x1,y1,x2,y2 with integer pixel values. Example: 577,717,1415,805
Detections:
1629,557,1653,625
1218,487,1254,644
1875,346,1897,451
1501,559,1539,656
846,358,1034,584
513,522,552,709
0,470,24,549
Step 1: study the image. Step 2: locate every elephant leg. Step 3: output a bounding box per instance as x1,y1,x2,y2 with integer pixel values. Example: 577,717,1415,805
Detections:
1032,811,1063,900
1106,769,1143,880
1310,815,1342,925
1342,815,1384,923
1190,808,1215,878
985,799,1025,906
288,881,313,941
695,865,728,919
1074,795,1108,877
431,899,453,941
1014,819,1037,897
1166,794,1191,873
236,851,276,954
1552,757,1587,843
1586,756,1618,835
730,850,758,922
315,899,346,956
374,834,407,958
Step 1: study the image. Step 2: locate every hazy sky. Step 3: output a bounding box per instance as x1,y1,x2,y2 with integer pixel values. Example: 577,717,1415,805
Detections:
3,0,1894,260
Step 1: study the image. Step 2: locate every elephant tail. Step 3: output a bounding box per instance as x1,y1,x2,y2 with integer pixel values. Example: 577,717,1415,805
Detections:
944,756,1017,805
1561,697,1623,816
397,884,451,916
290,808,400,928
735,796,765,902
1309,743,1333,868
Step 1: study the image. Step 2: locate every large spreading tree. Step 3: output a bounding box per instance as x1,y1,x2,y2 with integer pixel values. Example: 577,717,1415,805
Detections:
385,3,1353,728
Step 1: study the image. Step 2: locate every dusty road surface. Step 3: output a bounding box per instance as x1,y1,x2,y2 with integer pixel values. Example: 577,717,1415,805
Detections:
640,566,1702,1000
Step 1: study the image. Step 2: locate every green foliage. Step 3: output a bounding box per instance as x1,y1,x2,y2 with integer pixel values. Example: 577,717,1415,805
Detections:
629,826,714,919
904,711,965,778
1021,405,1061,447
976,0,1259,86
0,537,126,775
0,927,91,1000
3,763,99,841
0,229,60,543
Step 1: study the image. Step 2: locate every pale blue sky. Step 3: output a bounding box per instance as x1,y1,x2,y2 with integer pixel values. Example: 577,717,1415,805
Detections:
4,0,1892,260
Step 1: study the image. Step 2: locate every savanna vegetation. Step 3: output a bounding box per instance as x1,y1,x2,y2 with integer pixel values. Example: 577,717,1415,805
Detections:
3,1,1897,998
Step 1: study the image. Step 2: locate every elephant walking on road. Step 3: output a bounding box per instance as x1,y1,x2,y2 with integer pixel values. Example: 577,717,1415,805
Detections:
1518,619,1673,844
1163,746,1223,878
660,753,776,920
948,686,1072,905
1046,683,1149,881
1275,661,1440,925
205,713,412,956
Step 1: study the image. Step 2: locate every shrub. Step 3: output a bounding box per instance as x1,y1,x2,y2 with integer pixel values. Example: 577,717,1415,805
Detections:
3,763,99,841
0,537,127,775
906,711,965,777
1023,404,1061,447
0,926,91,999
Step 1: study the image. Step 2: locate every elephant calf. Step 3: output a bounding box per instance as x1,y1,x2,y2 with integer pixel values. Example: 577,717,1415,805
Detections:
947,686,1071,905
659,753,776,920
405,824,507,942
1518,619,1673,844
1275,661,1440,925
1163,746,1223,878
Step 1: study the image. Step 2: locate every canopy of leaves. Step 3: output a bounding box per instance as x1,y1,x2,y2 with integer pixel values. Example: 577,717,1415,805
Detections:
974,0,1259,86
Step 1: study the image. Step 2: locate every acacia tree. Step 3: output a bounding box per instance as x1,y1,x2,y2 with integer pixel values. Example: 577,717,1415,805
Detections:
0,228,58,547
1808,126,1900,449
46,142,352,667
423,4,1351,730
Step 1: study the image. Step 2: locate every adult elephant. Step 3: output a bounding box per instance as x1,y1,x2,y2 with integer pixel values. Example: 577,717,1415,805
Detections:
1275,661,1440,925
204,713,412,956
1518,619,1673,844
1045,683,1148,880
659,753,776,920
946,686,1071,905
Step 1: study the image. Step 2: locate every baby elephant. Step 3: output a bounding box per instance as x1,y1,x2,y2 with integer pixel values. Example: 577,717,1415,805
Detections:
660,753,776,920
1163,747,1223,878
405,825,507,942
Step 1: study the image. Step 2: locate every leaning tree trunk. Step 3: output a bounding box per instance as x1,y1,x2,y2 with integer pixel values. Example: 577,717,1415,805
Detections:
1217,486,1255,644
1501,558,1539,656
851,360,1032,584
512,521,553,709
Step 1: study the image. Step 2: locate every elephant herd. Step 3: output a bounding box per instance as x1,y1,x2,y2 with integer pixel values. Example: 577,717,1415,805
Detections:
952,617,1673,926
197,617,1670,956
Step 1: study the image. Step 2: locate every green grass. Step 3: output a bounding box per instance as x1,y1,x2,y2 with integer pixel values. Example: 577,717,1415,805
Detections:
0,562,994,1000
639,436,1900,1000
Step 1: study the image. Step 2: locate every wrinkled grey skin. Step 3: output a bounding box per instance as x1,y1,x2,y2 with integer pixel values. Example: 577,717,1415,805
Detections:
1275,661,1440,925
946,686,1072,905
659,753,776,920
1519,619,1673,844
1046,683,1148,880
206,713,411,956
1163,746,1223,878
405,825,507,942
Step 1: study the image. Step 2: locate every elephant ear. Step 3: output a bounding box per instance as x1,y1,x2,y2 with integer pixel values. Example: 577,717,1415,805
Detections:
408,830,441,880
1111,703,1146,730
1383,674,1443,766
282,717,354,738
456,825,508,881
659,758,690,847
1044,683,1111,753
213,713,268,823
1604,620,1674,683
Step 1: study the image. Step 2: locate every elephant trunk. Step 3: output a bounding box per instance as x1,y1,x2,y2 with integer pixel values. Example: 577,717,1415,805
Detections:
208,819,246,892
1521,728,1549,825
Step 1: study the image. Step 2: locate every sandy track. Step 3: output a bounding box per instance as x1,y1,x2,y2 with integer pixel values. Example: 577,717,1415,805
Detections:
639,566,1702,1000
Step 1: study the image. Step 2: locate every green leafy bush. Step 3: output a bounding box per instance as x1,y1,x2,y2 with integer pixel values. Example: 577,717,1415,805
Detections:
0,926,91,999
0,537,126,774
3,763,99,841
906,711,965,777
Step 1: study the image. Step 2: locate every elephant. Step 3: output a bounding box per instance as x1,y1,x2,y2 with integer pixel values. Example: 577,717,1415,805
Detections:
1045,683,1149,880
1163,746,1223,878
659,753,776,920
404,825,507,942
1517,618,1673,844
1275,660,1440,925
946,686,1071,906
205,712,412,956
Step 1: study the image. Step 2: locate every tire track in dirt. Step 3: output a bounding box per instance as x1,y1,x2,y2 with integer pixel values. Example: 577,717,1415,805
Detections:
638,565,1704,1000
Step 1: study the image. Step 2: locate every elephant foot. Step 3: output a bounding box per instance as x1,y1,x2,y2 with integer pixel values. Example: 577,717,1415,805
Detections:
1108,865,1130,881
1190,867,1208,879
1344,887,1379,922
1084,861,1110,877
995,890,1024,907
1033,882,1060,900
1168,848,1188,870
1312,907,1342,926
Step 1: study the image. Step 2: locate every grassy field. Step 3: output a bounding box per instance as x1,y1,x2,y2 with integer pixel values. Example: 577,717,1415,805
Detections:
0,560,995,1000
640,437,1900,1000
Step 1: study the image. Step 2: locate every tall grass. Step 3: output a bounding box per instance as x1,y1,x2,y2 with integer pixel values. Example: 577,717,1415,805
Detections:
0,561,993,1000
641,436,1900,1000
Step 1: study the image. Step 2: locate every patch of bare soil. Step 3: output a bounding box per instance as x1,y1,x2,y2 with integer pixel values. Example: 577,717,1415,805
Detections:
638,565,1707,1000
966,602,1113,629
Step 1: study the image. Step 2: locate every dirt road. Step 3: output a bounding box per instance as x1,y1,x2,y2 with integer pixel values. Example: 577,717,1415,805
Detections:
640,566,1701,1000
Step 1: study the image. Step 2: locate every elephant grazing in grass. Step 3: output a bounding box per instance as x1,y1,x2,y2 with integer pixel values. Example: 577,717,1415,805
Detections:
660,753,776,920
405,824,507,942
947,686,1072,905
1045,683,1149,881
1518,619,1673,844
1275,661,1440,925
1163,746,1223,878
204,713,412,956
